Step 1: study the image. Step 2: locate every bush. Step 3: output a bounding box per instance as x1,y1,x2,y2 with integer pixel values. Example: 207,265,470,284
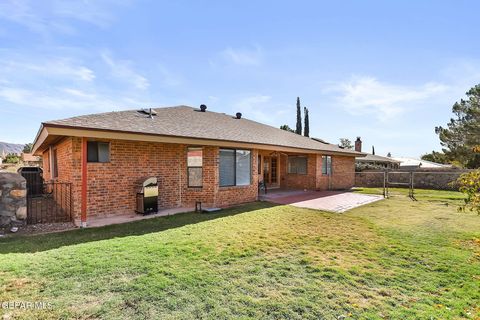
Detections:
4,153,20,164
456,170,480,214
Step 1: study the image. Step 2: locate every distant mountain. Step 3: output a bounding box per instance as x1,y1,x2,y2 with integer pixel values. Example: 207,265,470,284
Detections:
0,142,25,156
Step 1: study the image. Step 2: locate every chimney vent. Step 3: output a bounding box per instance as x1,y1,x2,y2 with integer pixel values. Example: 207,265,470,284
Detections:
235,112,242,119
355,137,362,152
200,104,207,112
138,108,157,116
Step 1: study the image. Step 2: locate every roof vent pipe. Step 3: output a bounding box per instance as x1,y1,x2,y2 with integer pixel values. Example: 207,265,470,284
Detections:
200,104,207,112
235,112,242,119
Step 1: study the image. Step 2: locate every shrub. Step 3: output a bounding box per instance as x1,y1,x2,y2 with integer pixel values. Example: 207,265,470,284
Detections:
4,153,20,164
456,170,480,214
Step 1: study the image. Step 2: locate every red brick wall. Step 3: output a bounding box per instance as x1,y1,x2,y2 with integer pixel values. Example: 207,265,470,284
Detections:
52,138,258,217
42,138,74,183
316,155,329,190
46,136,354,218
280,153,355,191
280,153,317,189
42,150,50,180
315,155,355,190
41,138,76,213
330,156,355,189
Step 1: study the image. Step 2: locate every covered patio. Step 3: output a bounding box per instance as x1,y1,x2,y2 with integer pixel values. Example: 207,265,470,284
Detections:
259,189,383,213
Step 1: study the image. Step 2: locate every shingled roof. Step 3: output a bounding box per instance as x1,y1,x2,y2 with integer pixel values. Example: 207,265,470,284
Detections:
41,106,363,156
356,153,401,164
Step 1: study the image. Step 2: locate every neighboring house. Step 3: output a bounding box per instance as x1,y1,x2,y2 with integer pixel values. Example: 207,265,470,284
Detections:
354,137,400,170
32,105,364,225
21,153,42,166
356,154,401,170
391,157,452,170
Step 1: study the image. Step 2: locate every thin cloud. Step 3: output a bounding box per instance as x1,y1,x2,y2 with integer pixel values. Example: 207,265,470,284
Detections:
232,95,289,125
157,65,182,87
326,76,449,121
0,86,150,112
0,0,131,37
101,51,150,90
1,59,95,82
0,51,152,112
220,46,263,66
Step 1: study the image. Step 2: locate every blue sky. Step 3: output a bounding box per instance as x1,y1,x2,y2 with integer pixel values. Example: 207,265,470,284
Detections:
0,0,479,157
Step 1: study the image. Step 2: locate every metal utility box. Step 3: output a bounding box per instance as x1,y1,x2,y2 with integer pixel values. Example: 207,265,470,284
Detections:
135,177,158,214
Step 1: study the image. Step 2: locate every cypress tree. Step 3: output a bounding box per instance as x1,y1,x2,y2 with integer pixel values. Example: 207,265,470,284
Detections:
296,97,302,135
304,107,309,137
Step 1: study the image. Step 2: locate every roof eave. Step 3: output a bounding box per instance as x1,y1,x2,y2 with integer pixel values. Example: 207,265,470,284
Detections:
38,123,362,156
31,124,47,155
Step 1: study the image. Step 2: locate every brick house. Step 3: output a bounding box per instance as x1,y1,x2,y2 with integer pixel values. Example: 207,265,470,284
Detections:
32,105,364,226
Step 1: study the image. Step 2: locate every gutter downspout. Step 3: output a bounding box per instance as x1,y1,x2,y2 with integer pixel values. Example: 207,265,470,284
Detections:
81,137,87,228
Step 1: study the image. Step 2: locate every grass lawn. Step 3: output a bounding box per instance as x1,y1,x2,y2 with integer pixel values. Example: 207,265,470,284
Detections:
0,188,479,319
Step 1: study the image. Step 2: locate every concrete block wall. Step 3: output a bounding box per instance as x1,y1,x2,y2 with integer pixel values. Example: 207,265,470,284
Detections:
355,170,469,190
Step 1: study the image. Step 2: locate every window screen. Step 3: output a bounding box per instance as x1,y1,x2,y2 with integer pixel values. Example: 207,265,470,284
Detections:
219,149,251,187
287,156,307,174
322,156,332,175
187,148,203,187
235,150,251,185
219,149,235,186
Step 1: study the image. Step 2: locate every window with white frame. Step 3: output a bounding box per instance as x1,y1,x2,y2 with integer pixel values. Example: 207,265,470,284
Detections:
322,155,332,175
187,147,203,187
219,149,251,187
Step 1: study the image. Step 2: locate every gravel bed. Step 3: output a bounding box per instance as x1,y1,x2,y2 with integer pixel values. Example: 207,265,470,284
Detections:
0,222,77,237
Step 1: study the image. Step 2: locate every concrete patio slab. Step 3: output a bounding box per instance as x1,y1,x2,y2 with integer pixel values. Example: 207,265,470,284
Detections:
74,207,194,228
260,190,383,213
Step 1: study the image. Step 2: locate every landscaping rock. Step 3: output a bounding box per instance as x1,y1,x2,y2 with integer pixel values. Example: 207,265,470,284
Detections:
0,216,11,226
0,173,27,228
16,206,27,220
10,189,27,198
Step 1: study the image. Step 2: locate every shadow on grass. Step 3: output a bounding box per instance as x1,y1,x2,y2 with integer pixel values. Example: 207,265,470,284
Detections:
0,202,278,254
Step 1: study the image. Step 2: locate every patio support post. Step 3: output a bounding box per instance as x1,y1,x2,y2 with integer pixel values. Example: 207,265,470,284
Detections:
81,137,87,228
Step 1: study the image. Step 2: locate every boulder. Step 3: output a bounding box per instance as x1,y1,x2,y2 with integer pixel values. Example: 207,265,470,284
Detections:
0,173,27,228
10,189,27,198
16,206,27,220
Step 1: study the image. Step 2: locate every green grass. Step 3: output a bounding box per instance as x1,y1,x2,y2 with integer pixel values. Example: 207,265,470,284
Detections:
0,189,479,319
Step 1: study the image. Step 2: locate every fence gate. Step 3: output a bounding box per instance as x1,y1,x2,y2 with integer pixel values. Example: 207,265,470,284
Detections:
26,181,73,225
